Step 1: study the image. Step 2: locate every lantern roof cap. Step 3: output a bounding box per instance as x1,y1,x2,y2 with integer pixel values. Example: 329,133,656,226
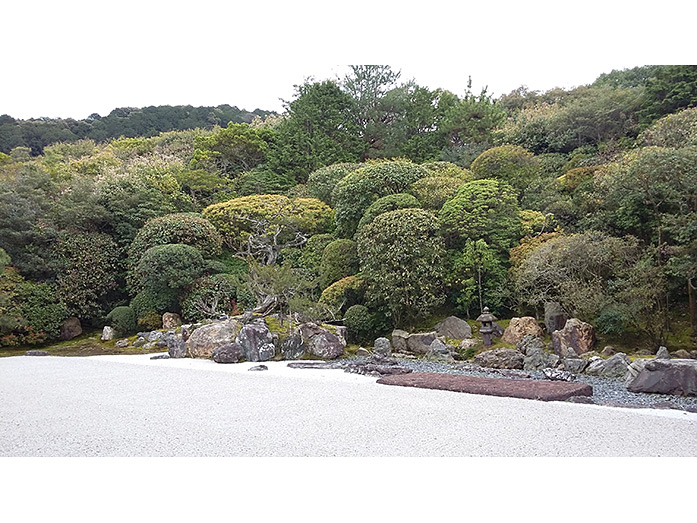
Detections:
476,307,497,323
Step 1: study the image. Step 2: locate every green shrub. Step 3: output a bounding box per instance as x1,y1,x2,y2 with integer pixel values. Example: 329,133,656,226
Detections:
0,247,10,271
134,244,206,293
137,311,162,331
332,160,430,237
106,306,137,336
421,161,471,179
298,234,335,274
410,176,466,210
306,162,362,206
356,193,421,233
343,304,374,343
130,289,178,320
319,275,365,313
129,213,223,263
319,239,359,289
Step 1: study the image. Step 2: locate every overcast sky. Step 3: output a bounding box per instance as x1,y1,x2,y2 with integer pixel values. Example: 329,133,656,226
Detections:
2,1,695,120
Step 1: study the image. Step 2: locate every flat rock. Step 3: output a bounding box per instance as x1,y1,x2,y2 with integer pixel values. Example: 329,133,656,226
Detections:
627,359,697,396
25,350,49,356
376,372,593,402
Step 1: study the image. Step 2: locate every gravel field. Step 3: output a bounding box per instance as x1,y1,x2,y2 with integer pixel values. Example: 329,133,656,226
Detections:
2,354,697,457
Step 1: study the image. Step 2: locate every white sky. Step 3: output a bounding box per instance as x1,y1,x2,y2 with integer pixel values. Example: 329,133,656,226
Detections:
1,1,695,120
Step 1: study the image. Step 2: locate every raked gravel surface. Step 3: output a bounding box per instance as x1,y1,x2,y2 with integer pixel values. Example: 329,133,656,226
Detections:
2,354,697,457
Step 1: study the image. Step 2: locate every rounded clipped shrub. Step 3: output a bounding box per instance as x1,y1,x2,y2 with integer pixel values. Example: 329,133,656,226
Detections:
306,162,362,205
0,247,10,270
319,239,359,290
319,275,365,313
356,193,421,233
129,213,223,262
106,306,137,336
410,176,467,210
180,274,241,322
297,233,335,275
332,160,430,237
202,194,333,250
135,243,206,293
421,161,471,179
470,145,539,194
343,304,374,343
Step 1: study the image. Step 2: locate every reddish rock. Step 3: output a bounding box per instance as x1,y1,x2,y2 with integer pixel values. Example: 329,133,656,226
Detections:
552,318,595,356
626,359,697,396
59,317,82,341
376,372,593,402
501,317,543,345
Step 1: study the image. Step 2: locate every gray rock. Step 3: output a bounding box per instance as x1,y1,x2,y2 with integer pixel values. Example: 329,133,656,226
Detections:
180,324,194,341
552,318,595,356
101,326,115,341
280,334,306,360
186,318,243,359
434,316,472,339
143,342,157,350
544,302,568,334
373,337,392,357
671,349,692,359
147,331,163,343
25,350,49,356
115,339,130,348
655,346,671,359
542,368,575,382
335,326,348,342
249,365,268,371
601,346,617,357
523,346,560,371
150,353,170,360
624,358,649,386
563,358,589,374
405,331,439,355
158,331,186,358
474,348,525,370
585,353,630,378
298,323,346,360
59,317,82,341
392,329,410,353
236,321,276,362
355,347,371,357
491,322,505,338
132,336,147,347
627,359,697,396
459,339,477,350
426,339,455,363
516,334,544,356
212,343,244,363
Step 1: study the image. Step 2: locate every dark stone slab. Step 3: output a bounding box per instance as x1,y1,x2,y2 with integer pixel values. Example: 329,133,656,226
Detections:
25,350,49,356
376,372,593,402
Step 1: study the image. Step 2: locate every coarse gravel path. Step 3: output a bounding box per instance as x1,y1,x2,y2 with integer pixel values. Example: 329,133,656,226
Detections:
2,354,697,457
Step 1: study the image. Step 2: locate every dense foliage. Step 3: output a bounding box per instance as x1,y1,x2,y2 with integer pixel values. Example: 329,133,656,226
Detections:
2,64,696,349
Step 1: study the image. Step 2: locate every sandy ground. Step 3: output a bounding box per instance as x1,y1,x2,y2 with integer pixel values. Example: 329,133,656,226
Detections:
2,353,697,457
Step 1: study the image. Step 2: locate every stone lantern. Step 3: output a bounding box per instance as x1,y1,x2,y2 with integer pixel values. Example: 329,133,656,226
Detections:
476,307,497,347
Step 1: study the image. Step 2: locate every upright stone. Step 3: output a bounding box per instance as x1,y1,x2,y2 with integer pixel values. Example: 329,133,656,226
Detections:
186,318,243,358
162,312,182,330
281,333,306,360
552,318,595,356
373,337,392,357
236,321,276,362
392,330,409,353
298,323,346,360
101,326,115,341
406,332,439,355
59,317,82,341
544,302,568,334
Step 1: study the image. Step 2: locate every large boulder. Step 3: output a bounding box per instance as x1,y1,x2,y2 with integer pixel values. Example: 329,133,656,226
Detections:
298,323,346,360
406,332,439,355
552,318,595,357
425,339,455,363
434,316,472,339
563,358,589,374
544,302,568,334
626,359,697,396
186,318,243,359
236,321,276,362
624,358,649,386
585,353,630,378
516,334,544,356
280,334,306,360
501,317,544,345
474,348,525,370
212,343,244,364
59,317,82,341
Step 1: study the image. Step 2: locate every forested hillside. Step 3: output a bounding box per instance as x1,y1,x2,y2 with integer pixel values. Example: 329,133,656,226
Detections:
2,64,697,350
